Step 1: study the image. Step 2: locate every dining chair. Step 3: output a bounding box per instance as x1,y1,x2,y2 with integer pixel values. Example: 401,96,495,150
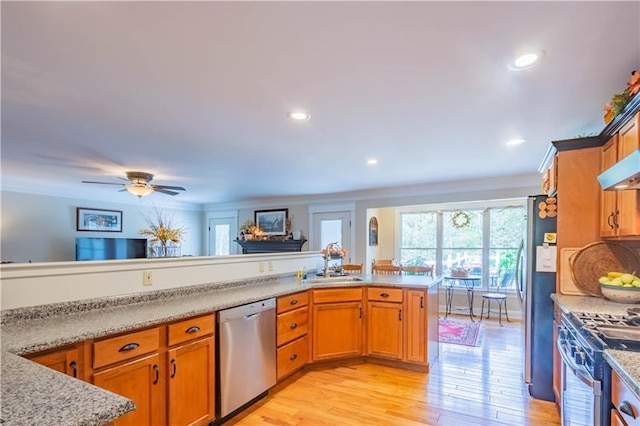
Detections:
372,264,402,275
401,266,434,276
480,271,513,326
342,263,364,274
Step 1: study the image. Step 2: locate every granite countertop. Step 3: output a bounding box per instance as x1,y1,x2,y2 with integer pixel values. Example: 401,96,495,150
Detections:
551,293,640,402
1,273,440,425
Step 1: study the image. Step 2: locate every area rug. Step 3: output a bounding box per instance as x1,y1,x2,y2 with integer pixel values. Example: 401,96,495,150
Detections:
438,317,482,347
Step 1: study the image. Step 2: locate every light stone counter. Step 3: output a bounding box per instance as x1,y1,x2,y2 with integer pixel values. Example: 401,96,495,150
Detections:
551,293,640,403
0,273,440,425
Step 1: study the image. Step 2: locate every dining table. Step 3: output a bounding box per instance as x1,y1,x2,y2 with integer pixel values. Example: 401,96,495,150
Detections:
443,275,482,321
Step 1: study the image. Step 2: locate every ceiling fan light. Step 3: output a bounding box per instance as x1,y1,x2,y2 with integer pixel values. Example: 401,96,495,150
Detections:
125,184,154,197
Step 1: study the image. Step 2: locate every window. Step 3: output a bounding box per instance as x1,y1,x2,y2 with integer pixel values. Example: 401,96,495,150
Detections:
399,212,437,268
399,202,525,291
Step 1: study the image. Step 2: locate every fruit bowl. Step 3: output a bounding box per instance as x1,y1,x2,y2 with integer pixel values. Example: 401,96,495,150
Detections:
600,283,640,304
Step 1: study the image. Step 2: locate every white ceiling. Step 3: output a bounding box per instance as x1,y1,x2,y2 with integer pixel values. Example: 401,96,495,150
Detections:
2,1,639,206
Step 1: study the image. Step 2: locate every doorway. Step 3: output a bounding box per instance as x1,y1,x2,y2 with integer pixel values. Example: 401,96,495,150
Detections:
207,213,238,256
311,210,353,263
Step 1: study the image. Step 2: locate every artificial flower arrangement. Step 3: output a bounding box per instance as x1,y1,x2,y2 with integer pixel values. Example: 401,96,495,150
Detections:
321,245,348,259
239,220,261,240
603,70,639,124
139,207,186,255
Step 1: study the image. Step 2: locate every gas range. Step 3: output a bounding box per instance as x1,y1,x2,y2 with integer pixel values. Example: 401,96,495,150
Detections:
571,311,640,352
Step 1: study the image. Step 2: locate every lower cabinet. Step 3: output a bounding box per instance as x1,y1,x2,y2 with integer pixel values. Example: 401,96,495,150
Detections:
367,287,403,360
611,369,640,426
312,288,363,361
93,353,165,426
276,291,310,380
167,338,215,426
404,289,427,364
28,344,83,380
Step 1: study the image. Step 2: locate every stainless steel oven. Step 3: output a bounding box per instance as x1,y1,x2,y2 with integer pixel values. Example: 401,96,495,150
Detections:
557,312,612,426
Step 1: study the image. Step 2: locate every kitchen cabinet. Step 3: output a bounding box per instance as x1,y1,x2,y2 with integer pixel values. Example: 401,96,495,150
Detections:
312,288,363,361
276,291,310,380
541,153,558,196
553,304,561,409
93,352,165,426
612,369,640,426
600,113,640,238
167,315,215,426
366,287,403,360
404,289,427,364
28,344,84,380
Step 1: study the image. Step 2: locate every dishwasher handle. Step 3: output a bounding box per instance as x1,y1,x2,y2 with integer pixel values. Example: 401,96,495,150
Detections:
244,312,260,320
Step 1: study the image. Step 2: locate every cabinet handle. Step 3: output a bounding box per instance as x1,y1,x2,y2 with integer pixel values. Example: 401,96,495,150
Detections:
420,296,424,309
69,361,78,378
290,354,298,361
290,322,298,329
185,326,201,334
359,307,362,319
620,401,636,419
152,365,159,385
170,359,177,378
608,212,614,229
380,292,390,298
399,309,402,321
613,210,620,229
119,343,140,352
290,299,298,306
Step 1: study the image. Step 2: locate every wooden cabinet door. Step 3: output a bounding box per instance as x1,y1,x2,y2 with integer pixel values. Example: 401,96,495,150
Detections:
312,301,362,361
168,338,215,426
601,136,619,237
367,301,403,360
618,111,639,159
93,353,165,426
404,290,426,364
611,409,627,426
29,346,82,379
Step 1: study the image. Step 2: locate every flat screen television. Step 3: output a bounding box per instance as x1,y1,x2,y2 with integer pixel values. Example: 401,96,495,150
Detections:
75,237,147,261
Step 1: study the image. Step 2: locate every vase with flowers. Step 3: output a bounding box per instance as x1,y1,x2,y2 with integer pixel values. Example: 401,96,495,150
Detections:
139,207,186,257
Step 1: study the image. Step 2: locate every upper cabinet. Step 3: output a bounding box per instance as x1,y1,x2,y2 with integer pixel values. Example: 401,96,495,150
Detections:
599,111,640,238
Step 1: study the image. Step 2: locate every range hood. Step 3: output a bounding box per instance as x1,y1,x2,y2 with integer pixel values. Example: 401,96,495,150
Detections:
598,149,640,190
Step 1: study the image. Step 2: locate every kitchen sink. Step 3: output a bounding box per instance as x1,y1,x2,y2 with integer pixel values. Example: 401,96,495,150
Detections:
306,276,364,284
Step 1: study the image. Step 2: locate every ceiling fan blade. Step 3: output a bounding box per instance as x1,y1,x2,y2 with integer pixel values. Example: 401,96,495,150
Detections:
152,185,186,191
153,188,180,196
81,180,126,186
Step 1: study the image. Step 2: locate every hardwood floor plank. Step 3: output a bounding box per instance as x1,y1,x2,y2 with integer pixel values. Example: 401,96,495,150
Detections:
225,315,560,426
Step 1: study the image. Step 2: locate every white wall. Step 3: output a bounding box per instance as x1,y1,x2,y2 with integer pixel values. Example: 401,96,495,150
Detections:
1,191,203,263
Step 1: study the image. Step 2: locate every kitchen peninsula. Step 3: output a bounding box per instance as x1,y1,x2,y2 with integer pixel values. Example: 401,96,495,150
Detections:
0,255,440,425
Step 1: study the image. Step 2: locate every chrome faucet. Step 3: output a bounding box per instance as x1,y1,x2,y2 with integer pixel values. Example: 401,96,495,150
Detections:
323,242,340,277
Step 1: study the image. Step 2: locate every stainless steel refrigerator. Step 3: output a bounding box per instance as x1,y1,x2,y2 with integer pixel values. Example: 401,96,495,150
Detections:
517,194,557,402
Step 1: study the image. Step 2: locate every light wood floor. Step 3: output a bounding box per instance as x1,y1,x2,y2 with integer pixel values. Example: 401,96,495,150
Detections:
225,315,561,426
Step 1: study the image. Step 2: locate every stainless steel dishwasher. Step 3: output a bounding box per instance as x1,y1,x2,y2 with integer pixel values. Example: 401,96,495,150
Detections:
218,297,276,419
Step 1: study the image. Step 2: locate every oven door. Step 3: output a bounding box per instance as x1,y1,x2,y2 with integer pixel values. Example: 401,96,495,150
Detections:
557,339,601,426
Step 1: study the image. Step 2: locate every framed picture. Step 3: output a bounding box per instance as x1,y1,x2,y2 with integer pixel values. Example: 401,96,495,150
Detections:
255,208,288,236
76,207,123,232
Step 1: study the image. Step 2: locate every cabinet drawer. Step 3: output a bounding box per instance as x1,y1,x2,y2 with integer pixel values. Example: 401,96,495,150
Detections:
168,314,215,346
277,306,309,346
312,288,362,304
612,370,640,426
93,327,160,369
367,287,403,303
277,291,309,314
277,335,309,380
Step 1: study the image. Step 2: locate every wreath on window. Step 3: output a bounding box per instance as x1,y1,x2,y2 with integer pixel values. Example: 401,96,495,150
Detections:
450,210,471,229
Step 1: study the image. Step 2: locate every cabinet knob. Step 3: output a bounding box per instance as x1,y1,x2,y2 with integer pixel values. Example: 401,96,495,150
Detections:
380,292,389,298
290,322,298,329
290,299,298,306
290,354,298,361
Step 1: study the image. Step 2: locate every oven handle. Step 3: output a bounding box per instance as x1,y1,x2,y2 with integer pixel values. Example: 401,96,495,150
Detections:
556,339,600,392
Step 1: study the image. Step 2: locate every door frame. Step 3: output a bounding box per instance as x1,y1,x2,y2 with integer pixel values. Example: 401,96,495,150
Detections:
308,203,356,261
205,210,238,255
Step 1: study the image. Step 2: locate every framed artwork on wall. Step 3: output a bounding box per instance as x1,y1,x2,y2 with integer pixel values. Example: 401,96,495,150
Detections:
76,207,123,232
255,209,288,236
369,216,378,246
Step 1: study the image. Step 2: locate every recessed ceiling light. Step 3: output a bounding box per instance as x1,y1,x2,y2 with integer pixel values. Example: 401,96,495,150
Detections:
288,111,310,120
367,158,378,165
508,50,545,70
506,138,526,146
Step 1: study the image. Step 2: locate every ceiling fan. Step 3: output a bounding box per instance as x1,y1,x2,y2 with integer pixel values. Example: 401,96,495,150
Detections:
82,171,186,197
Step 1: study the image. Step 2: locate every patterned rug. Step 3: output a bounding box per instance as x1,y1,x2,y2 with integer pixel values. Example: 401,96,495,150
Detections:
438,317,482,347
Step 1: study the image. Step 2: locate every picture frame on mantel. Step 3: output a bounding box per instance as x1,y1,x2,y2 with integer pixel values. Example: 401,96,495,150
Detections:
76,207,123,232
255,208,288,236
